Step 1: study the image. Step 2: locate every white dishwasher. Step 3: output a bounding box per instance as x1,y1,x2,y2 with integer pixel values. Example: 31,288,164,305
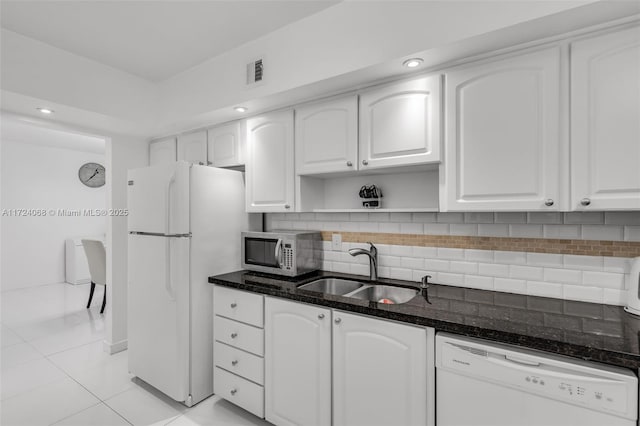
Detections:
436,333,638,426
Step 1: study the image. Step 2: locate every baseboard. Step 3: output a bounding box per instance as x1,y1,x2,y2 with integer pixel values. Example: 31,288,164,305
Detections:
103,339,128,354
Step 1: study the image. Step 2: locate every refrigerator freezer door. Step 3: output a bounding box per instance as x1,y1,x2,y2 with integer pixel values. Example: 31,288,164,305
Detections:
128,233,190,402
127,162,190,235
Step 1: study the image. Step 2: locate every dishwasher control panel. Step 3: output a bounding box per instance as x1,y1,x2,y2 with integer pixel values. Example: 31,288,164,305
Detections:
436,333,638,421
519,372,627,414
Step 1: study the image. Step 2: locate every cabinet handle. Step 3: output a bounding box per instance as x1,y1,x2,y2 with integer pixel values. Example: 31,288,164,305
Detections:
230,302,237,308
230,389,237,395
581,198,591,206
362,160,369,166
334,318,341,324
544,199,554,207
231,360,238,366
346,161,353,167
230,333,238,339
284,204,291,209
318,313,325,319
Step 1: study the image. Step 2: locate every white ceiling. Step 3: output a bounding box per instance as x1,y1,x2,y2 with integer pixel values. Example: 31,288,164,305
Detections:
1,119,106,154
0,0,339,82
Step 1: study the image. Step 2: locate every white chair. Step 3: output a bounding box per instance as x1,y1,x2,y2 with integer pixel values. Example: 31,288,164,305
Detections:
81,239,106,314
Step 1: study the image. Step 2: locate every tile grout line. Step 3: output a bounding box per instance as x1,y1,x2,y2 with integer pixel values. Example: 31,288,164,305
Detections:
44,345,135,426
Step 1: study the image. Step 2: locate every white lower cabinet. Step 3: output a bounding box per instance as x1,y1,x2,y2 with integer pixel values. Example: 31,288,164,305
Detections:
264,297,434,426
333,311,432,426
213,286,265,418
265,297,331,426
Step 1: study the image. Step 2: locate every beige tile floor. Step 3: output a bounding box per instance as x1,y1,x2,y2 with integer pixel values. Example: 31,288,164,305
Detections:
1,283,271,426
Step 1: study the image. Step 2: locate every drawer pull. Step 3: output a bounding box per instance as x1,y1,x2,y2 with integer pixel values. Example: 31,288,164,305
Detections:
544,199,554,207
230,333,238,339
334,318,342,324
231,360,238,366
230,302,237,308
230,389,237,395
581,198,591,206
318,313,325,319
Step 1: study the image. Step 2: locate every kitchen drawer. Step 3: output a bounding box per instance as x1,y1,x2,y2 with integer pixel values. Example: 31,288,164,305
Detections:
214,341,264,385
214,286,264,327
215,316,264,356
214,367,264,418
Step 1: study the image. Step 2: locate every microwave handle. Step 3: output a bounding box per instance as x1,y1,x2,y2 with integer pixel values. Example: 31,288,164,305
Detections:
274,239,283,268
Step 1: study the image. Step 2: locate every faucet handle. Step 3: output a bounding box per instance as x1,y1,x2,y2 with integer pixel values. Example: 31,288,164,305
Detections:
421,275,432,304
421,275,432,289
366,241,377,252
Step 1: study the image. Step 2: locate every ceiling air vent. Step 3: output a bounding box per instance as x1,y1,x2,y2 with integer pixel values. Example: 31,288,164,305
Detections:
246,58,264,85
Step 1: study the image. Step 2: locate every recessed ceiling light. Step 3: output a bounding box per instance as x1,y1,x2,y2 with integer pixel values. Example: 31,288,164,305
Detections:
402,58,423,68
37,107,54,114
234,106,248,113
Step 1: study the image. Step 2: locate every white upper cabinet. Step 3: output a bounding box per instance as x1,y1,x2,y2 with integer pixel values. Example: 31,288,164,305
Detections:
333,311,429,426
149,137,177,166
442,47,562,211
177,130,207,165
208,121,244,168
265,298,331,426
571,26,640,210
295,96,358,175
359,75,442,170
246,110,295,212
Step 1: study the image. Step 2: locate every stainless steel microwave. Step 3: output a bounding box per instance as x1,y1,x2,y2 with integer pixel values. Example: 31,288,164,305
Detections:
241,231,322,276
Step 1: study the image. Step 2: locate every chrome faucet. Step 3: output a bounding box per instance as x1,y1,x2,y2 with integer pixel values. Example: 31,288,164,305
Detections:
348,242,378,281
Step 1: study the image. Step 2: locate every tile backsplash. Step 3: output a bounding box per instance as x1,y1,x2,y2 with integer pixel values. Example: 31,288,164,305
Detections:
266,211,640,306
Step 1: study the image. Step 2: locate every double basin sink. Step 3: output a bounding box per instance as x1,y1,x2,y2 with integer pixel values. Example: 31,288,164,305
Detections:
297,278,419,305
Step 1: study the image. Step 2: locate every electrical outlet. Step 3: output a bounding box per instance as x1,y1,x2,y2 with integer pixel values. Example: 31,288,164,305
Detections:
332,233,342,251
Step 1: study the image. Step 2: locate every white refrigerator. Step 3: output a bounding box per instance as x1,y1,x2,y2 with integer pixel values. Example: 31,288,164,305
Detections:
127,161,250,407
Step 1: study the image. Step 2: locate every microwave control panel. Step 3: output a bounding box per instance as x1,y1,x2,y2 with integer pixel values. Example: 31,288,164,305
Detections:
282,244,294,269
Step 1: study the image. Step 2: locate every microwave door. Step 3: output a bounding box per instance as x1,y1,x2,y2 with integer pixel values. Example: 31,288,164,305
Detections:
244,237,281,269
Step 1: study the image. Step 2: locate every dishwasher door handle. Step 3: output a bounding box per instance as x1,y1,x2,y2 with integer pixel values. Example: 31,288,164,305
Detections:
504,354,541,367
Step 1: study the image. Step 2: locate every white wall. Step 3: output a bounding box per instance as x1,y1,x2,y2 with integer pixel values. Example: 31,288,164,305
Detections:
0,29,158,134
0,139,106,290
157,0,593,133
105,134,148,353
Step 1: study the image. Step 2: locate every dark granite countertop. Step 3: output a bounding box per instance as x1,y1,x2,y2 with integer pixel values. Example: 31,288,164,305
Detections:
209,270,640,370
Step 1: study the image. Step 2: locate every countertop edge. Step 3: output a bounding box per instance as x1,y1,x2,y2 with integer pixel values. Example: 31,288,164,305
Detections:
209,274,640,370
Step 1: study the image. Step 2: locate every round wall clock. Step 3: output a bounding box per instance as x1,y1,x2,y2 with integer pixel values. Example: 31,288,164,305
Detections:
78,162,106,188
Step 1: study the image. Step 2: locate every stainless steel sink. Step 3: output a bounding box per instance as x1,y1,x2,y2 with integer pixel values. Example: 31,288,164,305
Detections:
298,278,365,295
298,278,419,304
347,285,419,304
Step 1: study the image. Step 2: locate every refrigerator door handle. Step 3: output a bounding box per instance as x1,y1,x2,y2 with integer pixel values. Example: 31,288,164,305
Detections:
165,238,175,300
274,239,283,268
166,171,177,235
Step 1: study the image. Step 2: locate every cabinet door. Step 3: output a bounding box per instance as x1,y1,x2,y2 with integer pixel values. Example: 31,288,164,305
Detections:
265,298,331,426
208,121,244,167
442,47,562,211
359,75,441,169
571,26,640,210
149,137,176,166
177,130,207,165
295,96,358,174
246,110,295,212
333,311,428,426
